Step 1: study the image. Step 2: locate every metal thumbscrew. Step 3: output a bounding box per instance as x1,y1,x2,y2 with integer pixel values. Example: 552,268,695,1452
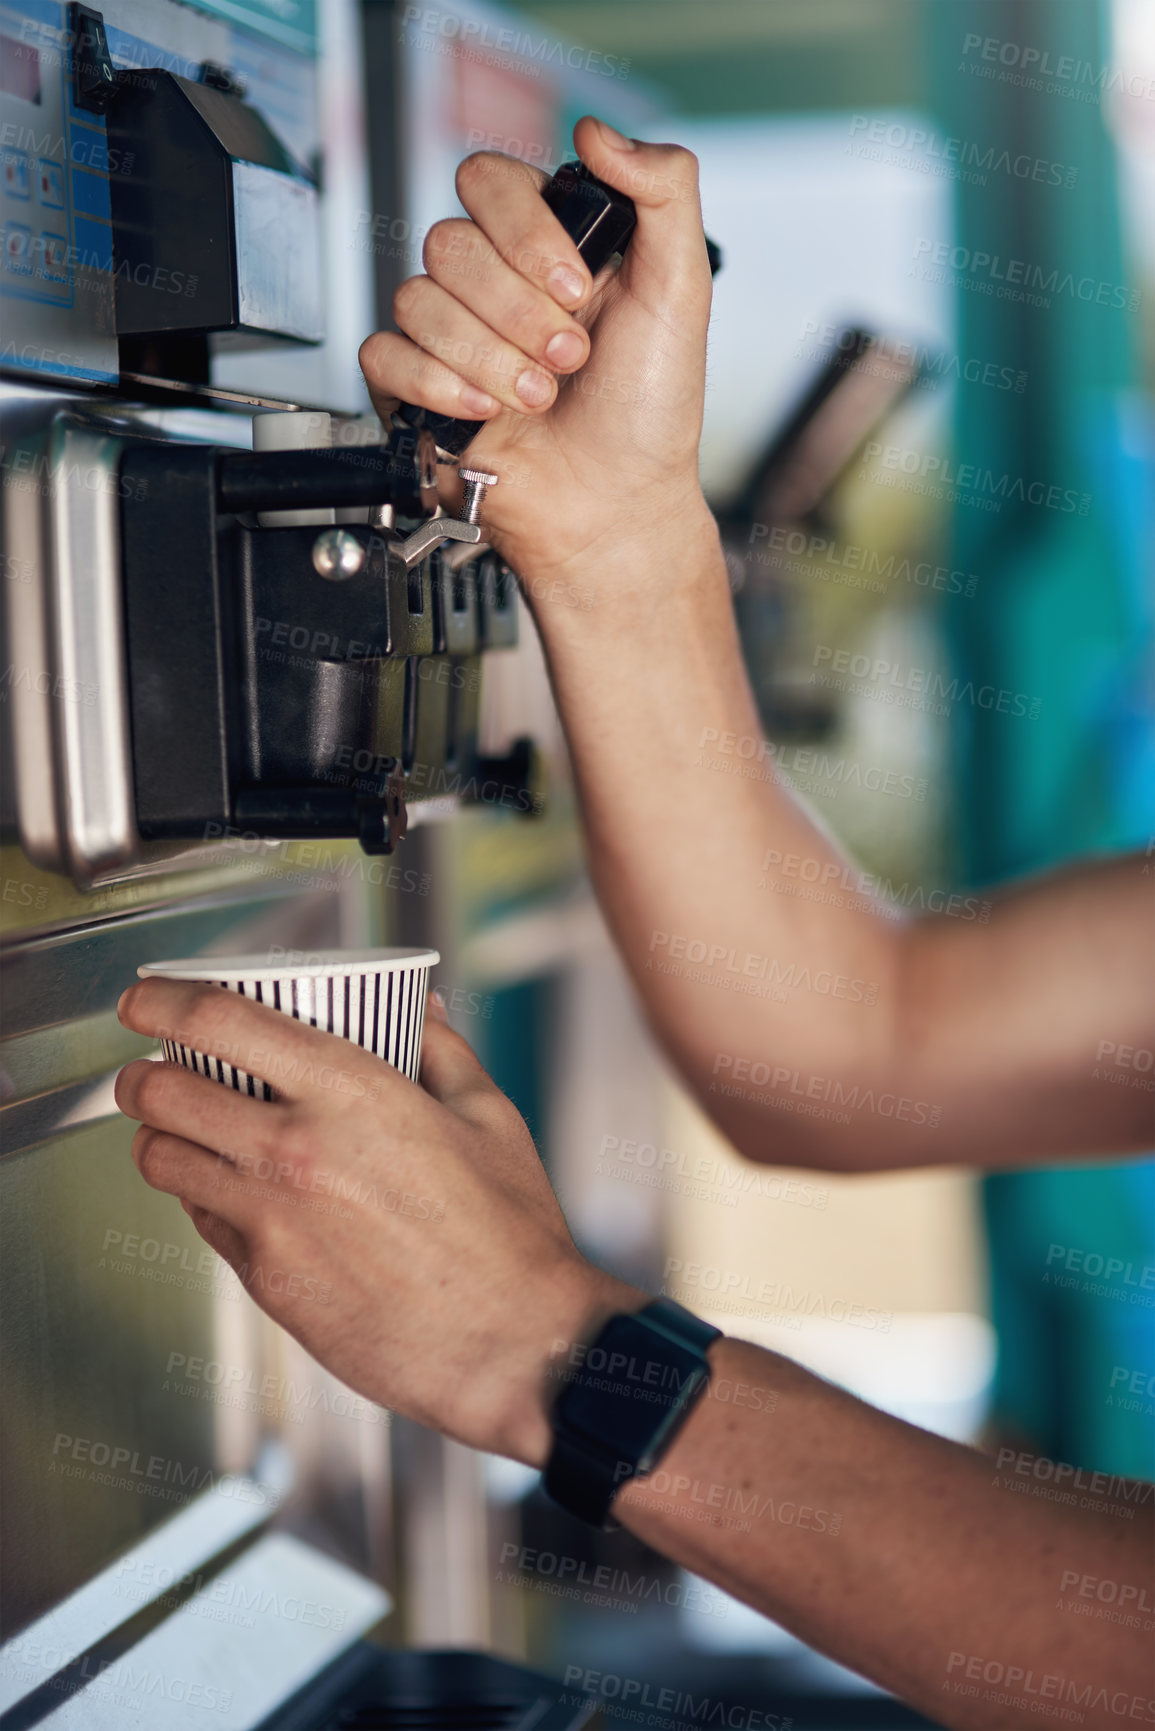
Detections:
311,528,366,581
458,467,499,525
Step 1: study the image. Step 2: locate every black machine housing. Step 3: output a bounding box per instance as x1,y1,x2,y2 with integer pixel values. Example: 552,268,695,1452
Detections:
119,433,532,856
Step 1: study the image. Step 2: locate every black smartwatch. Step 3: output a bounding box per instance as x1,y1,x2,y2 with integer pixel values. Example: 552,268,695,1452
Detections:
543,1298,722,1528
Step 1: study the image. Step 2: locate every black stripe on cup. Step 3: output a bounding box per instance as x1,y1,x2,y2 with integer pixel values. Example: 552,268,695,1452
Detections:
164,964,431,1098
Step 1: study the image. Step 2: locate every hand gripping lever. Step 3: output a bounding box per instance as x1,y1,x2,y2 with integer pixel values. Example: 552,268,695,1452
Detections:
220,165,716,557
391,159,719,544
392,161,641,467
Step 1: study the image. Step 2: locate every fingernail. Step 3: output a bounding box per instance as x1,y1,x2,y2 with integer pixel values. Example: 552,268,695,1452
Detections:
460,384,499,415
595,118,636,151
547,263,586,305
516,368,553,407
545,329,586,370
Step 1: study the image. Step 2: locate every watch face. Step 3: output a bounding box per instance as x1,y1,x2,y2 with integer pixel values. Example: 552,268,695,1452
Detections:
556,1314,708,1460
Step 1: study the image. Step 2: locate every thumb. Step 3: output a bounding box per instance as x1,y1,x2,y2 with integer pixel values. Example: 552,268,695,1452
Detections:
571,115,711,308
419,1014,491,1106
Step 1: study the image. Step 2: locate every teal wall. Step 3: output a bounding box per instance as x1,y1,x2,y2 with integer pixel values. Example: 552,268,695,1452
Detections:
929,0,1153,1474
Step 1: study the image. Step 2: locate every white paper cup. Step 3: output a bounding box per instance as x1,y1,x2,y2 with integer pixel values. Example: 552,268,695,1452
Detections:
137,948,439,1099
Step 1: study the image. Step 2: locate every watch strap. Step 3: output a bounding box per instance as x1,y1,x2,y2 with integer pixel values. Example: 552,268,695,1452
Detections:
544,1426,634,1528
544,1298,721,1528
639,1296,723,1355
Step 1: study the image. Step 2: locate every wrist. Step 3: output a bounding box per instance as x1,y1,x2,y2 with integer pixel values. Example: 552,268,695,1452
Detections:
503,1263,648,1470
518,491,725,644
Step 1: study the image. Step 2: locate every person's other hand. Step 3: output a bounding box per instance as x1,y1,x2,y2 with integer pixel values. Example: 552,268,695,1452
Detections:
358,115,715,607
115,979,641,1465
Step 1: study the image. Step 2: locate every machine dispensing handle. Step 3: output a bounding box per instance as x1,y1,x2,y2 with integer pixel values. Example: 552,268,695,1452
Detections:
217,428,438,517
392,161,639,460
542,158,639,273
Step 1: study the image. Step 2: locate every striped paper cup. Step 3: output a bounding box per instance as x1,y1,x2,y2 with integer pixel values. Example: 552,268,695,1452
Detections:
137,948,439,1099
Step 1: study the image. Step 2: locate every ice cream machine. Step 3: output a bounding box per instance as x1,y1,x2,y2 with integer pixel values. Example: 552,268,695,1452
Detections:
1,0,538,888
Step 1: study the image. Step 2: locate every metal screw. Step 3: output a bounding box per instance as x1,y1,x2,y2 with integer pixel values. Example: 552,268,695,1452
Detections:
311,529,365,580
458,467,499,525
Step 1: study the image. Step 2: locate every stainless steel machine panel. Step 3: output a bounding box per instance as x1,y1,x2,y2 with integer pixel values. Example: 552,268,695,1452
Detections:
0,884,343,1640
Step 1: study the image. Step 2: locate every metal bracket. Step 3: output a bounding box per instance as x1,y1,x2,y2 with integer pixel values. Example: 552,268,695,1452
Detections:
397,516,482,568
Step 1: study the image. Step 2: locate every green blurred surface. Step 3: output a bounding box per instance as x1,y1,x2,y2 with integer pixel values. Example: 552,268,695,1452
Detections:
518,0,928,116
0,1118,221,1632
932,0,1152,1474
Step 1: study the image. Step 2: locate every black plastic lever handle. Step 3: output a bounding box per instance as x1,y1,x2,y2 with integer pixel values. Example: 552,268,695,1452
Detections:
218,428,436,517
393,162,641,460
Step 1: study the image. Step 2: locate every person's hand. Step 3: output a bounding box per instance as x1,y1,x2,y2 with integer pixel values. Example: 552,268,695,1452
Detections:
115,979,642,1465
358,115,717,607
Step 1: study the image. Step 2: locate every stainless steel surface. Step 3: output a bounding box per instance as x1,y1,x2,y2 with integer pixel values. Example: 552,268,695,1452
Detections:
0,0,406,1707
31,1532,389,1729
0,883,347,1638
2,403,57,864
1,389,328,887
231,160,324,347
399,515,482,568
312,528,367,580
0,885,309,1038
211,0,373,412
458,467,499,526
119,375,307,413
0,1008,138,1100
3,414,137,885
0,1451,290,1715
54,421,137,880
388,824,493,1649
1,1068,125,1158
0,1112,225,1637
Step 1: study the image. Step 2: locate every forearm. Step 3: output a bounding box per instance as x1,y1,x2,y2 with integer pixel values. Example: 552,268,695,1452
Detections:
530,510,1155,1169
615,1336,1155,1729
530,507,920,1166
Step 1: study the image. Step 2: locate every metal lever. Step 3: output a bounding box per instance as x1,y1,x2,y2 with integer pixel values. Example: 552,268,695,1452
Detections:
398,516,480,567
395,467,498,566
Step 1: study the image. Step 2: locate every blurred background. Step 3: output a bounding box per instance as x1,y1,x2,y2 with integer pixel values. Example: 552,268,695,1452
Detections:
1,0,1152,1723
